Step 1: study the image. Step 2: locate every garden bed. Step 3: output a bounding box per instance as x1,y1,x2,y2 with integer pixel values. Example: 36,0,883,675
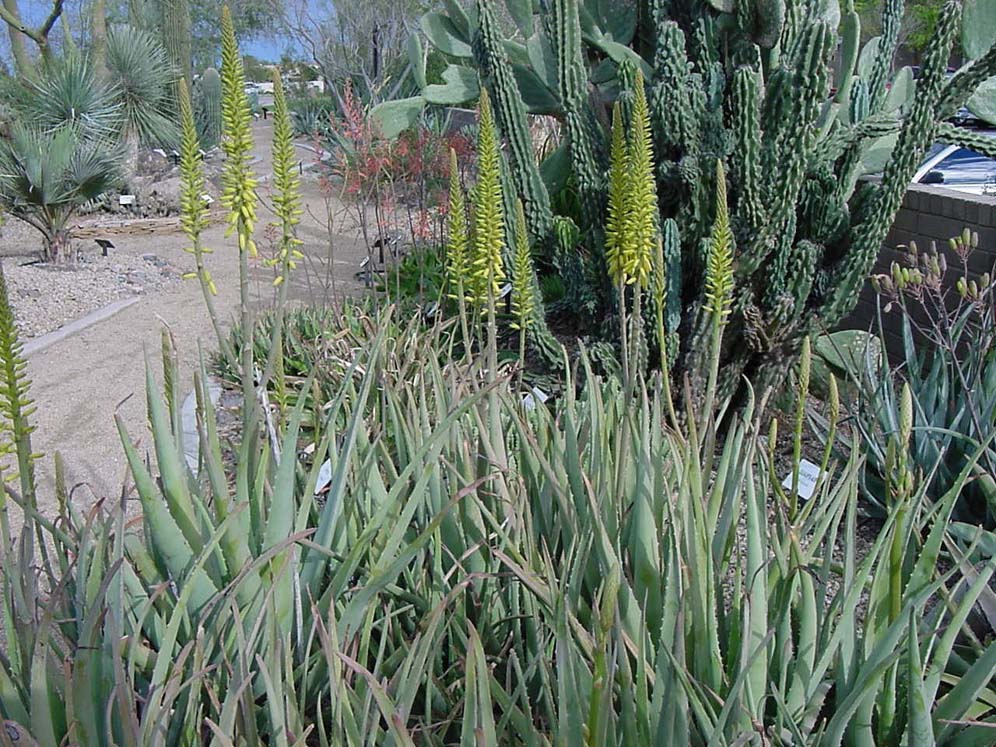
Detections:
1,220,180,340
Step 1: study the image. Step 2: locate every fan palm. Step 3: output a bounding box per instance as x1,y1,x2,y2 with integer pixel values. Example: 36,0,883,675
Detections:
0,124,121,261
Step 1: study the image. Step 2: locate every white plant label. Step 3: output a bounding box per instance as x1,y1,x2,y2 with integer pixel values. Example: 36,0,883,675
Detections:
782,458,821,501
522,386,549,411
118,194,135,206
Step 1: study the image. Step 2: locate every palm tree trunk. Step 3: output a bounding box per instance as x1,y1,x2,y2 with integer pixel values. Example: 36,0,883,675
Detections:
45,229,71,263
124,130,141,185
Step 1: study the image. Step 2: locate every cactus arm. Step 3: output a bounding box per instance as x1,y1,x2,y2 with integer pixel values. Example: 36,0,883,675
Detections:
936,42,996,119
935,122,996,159
820,0,962,328
551,0,608,240
867,0,904,111
744,22,834,275
730,65,765,235
161,0,192,92
475,0,554,247
834,7,860,106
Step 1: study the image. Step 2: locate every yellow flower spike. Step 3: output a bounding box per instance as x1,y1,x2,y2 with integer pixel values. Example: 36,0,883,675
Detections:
177,78,209,248
510,199,536,331
445,147,470,301
704,159,735,321
605,102,629,287
622,69,657,289
470,88,506,306
219,5,258,258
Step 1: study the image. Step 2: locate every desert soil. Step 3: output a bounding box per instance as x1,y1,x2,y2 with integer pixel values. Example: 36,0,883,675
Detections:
1,121,372,528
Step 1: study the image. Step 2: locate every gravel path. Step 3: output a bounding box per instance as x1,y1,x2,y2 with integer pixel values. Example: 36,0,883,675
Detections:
3,249,180,340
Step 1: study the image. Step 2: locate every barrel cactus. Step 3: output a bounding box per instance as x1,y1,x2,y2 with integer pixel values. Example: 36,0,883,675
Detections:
398,0,996,406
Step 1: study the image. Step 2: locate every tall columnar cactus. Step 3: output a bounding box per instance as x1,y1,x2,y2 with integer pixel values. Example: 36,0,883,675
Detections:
195,67,222,148
160,0,192,100
414,0,996,407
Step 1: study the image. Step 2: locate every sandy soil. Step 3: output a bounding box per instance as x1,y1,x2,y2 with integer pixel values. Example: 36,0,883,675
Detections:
1,120,372,532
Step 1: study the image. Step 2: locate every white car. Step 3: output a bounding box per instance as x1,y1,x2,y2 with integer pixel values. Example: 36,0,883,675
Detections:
912,131,996,196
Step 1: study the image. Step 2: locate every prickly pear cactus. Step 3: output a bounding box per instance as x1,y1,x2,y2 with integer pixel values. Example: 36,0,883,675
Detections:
411,0,996,408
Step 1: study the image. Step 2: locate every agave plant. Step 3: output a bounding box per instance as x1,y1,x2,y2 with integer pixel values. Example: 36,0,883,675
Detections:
0,124,121,261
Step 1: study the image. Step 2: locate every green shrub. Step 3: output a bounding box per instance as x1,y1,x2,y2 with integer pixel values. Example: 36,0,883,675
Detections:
288,92,336,137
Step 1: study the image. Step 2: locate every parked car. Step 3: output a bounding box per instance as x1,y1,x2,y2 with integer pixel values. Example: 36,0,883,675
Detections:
912,130,996,196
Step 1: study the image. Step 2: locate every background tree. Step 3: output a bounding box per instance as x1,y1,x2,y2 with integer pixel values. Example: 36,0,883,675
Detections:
276,0,426,106
855,0,946,61
0,0,65,75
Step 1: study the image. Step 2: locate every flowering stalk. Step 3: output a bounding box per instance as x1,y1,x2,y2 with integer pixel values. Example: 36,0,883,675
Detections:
701,159,734,430
471,89,505,386
606,103,631,385
220,5,259,408
470,88,506,309
652,226,679,429
444,147,472,359
623,69,656,291
260,70,303,407
177,78,233,363
511,199,536,383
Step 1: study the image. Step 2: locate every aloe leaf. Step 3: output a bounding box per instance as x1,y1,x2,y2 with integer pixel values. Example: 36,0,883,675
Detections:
906,609,934,746
117,415,218,615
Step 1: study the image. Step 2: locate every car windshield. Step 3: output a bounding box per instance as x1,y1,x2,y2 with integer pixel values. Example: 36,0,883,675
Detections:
932,147,996,188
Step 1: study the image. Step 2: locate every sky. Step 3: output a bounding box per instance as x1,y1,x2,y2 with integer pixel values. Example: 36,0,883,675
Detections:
0,1,299,68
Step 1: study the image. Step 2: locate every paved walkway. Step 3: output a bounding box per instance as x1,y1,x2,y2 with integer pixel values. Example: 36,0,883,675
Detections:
22,122,370,515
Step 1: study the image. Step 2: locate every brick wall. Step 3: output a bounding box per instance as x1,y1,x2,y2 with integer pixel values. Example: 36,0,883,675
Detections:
844,183,996,354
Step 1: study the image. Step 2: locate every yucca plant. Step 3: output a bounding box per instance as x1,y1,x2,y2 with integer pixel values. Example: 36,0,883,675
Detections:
7,51,121,141
105,24,180,173
0,124,121,261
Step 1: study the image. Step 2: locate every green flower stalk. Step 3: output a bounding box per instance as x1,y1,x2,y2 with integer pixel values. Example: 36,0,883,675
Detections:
445,147,473,357
178,78,231,361
652,223,679,428
701,159,735,430
511,199,536,381
260,70,304,403
605,103,628,287
470,88,506,307
623,69,656,290
220,4,259,407
510,200,536,332
790,336,812,518
267,71,303,287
